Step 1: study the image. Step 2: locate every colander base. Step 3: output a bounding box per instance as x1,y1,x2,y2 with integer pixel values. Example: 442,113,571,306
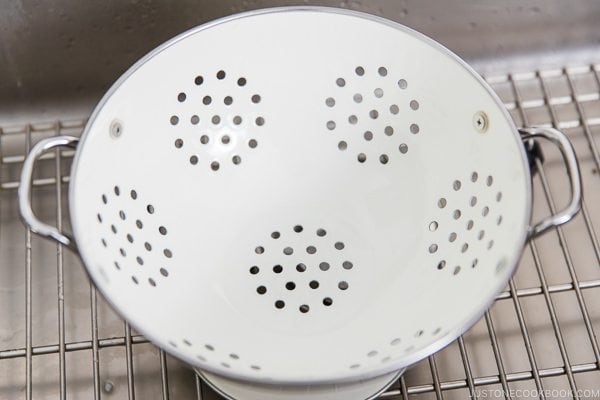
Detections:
196,368,403,400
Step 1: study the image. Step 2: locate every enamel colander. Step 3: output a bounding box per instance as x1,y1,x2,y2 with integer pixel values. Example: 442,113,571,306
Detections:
19,7,581,386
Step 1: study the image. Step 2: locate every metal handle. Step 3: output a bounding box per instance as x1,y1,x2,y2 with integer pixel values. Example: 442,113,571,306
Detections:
519,126,582,238
18,135,80,250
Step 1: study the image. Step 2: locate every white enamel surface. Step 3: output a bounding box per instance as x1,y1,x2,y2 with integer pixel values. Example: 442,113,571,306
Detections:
198,369,402,400
69,8,530,384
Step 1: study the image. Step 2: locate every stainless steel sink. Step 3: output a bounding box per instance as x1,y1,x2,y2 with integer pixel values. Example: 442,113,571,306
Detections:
1,1,599,399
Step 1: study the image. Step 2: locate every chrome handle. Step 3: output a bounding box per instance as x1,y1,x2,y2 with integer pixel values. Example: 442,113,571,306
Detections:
18,135,79,250
519,126,582,238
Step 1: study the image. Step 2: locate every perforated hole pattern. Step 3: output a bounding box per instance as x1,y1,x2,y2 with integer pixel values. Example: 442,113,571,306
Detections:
97,186,173,286
428,172,504,275
348,325,445,371
168,338,263,373
325,66,420,164
169,70,264,171
250,225,353,313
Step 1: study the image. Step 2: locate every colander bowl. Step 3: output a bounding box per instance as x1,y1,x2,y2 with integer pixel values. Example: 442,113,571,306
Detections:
18,6,581,388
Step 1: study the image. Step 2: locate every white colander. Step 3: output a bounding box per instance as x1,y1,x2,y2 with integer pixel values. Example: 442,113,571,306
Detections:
19,7,581,386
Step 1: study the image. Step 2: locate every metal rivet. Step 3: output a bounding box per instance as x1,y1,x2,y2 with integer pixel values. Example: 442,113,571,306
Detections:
110,120,123,138
473,111,489,133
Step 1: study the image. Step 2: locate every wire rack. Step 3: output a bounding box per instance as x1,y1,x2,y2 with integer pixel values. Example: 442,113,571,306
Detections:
0,64,599,400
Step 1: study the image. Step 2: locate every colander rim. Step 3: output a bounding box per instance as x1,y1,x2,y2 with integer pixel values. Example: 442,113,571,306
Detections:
68,5,533,385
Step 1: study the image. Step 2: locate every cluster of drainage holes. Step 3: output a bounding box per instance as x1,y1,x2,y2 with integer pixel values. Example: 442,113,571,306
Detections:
348,327,444,370
97,186,172,286
169,70,263,170
326,66,419,164
174,136,257,170
251,225,352,313
428,173,503,275
170,340,262,372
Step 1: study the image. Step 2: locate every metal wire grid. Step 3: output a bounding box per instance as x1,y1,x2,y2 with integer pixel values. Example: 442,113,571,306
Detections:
0,64,599,399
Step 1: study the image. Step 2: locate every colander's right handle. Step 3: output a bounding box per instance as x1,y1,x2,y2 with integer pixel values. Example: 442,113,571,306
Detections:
519,126,582,238
18,135,80,251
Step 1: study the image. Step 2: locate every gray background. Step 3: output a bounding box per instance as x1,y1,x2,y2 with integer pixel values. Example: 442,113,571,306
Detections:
1,0,600,124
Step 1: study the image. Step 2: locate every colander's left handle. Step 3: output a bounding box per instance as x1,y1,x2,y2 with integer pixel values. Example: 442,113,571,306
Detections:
18,135,80,251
